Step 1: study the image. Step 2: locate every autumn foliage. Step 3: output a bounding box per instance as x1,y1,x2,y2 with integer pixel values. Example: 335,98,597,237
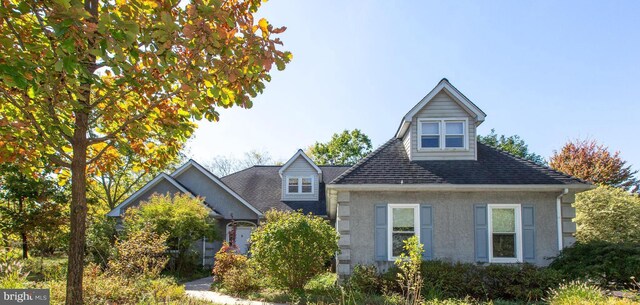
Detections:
549,139,638,190
0,0,290,303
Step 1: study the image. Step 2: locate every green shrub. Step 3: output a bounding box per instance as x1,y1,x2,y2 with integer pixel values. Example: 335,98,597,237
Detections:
108,225,169,278
123,193,218,274
376,261,561,302
85,216,117,267
575,186,640,244
482,263,561,301
250,210,339,291
549,241,640,289
305,272,338,294
347,265,381,294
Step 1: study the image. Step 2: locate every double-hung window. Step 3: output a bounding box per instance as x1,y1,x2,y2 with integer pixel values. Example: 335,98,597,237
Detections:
418,119,467,150
287,177,313,194
488,204,522,263
445,121,464,148
387,204,420,259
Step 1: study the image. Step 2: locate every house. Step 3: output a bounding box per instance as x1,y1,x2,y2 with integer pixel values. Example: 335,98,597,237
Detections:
107,150,350,264
107,78,592,275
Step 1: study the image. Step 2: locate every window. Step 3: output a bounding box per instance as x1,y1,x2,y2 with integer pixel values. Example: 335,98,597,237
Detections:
445,121,464,148
418,119,467,150
287,177,299,193
286,177,314,194
488,204,522,263
420,122,440,148
388,204,420,259
301,178,312,193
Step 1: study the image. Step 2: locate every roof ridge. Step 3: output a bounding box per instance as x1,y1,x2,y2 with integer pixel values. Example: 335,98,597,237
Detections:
330,138,398,184
477,142,590,184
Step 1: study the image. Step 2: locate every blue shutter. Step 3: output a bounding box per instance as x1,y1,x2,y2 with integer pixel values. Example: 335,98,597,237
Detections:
420,205,433,260
522,205,536,263
474,204,489,263
374,204,388,261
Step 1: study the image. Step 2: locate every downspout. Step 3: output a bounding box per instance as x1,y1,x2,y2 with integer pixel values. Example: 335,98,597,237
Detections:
556,188,569,251
202,237,206,267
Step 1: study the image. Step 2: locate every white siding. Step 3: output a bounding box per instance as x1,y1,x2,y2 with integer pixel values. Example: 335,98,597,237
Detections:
402,130,412,159
281,155,320,201
410,91,477,160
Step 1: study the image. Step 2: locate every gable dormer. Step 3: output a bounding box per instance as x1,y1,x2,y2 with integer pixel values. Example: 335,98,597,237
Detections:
396,79,486,161
279,150,322,201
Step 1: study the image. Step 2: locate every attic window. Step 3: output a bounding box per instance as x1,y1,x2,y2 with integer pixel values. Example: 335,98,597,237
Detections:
445,121,464,148
418,119,467,150
287,177,313,194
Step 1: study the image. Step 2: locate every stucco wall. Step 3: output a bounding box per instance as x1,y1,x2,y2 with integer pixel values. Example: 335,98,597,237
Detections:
345,190,560,271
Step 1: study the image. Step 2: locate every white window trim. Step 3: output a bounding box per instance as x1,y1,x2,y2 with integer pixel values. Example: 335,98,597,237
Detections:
487,204,523,263
387,204,420,261
417,118,469,151
285,176,315,194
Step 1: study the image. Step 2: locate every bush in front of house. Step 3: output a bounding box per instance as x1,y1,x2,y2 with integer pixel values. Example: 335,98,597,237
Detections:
574,185,640,244
123,193,218,274
371,261,562,302
212,242,259,293
250,210,339,291
549,241,640,289
108,225,169,278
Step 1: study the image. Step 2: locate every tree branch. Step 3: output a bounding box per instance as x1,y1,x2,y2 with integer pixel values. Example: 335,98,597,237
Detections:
3,17,26,50
87,91,178,144
0,88,72,167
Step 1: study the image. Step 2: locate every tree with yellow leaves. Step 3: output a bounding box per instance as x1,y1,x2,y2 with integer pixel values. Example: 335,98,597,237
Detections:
0,0,291,303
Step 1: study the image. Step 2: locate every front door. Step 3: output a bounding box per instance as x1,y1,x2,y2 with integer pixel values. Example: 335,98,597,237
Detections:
235,226,253,254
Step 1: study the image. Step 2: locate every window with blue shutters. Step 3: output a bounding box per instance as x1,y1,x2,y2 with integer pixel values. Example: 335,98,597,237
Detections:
487,204,523,263
387,204,420,260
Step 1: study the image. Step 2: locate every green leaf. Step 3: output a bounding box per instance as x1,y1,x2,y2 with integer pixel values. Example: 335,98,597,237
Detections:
54,60,64,72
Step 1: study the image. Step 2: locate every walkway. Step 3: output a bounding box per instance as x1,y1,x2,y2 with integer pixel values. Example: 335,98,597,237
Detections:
184,277,285,305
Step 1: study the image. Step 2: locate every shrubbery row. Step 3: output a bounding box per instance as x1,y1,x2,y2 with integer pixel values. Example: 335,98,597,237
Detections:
349,261,561,302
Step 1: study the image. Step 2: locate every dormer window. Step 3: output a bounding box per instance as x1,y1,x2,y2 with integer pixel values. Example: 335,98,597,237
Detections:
418,119,467,150
287,177,314,194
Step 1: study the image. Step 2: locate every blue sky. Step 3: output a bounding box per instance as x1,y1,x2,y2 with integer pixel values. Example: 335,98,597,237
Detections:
186,1,640,169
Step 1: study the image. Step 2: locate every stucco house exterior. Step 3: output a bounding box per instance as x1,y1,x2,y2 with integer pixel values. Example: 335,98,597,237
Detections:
107,78,592,274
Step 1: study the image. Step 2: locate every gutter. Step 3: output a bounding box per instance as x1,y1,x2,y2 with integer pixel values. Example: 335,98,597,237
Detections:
556,188,569,251
326,183,591,192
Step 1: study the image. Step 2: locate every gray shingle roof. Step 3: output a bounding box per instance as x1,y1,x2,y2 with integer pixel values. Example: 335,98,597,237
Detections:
220,165,349,215
331,139,588,185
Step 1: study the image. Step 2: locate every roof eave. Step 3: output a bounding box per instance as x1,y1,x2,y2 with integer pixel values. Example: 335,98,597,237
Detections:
326,183,594,192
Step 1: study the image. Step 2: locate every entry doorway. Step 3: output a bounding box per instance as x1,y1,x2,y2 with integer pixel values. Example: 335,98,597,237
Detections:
226,221,256,254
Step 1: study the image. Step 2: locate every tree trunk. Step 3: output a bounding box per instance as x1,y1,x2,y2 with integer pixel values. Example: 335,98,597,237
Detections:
65,111,88,305
65,1,98,303
21,231,28,259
